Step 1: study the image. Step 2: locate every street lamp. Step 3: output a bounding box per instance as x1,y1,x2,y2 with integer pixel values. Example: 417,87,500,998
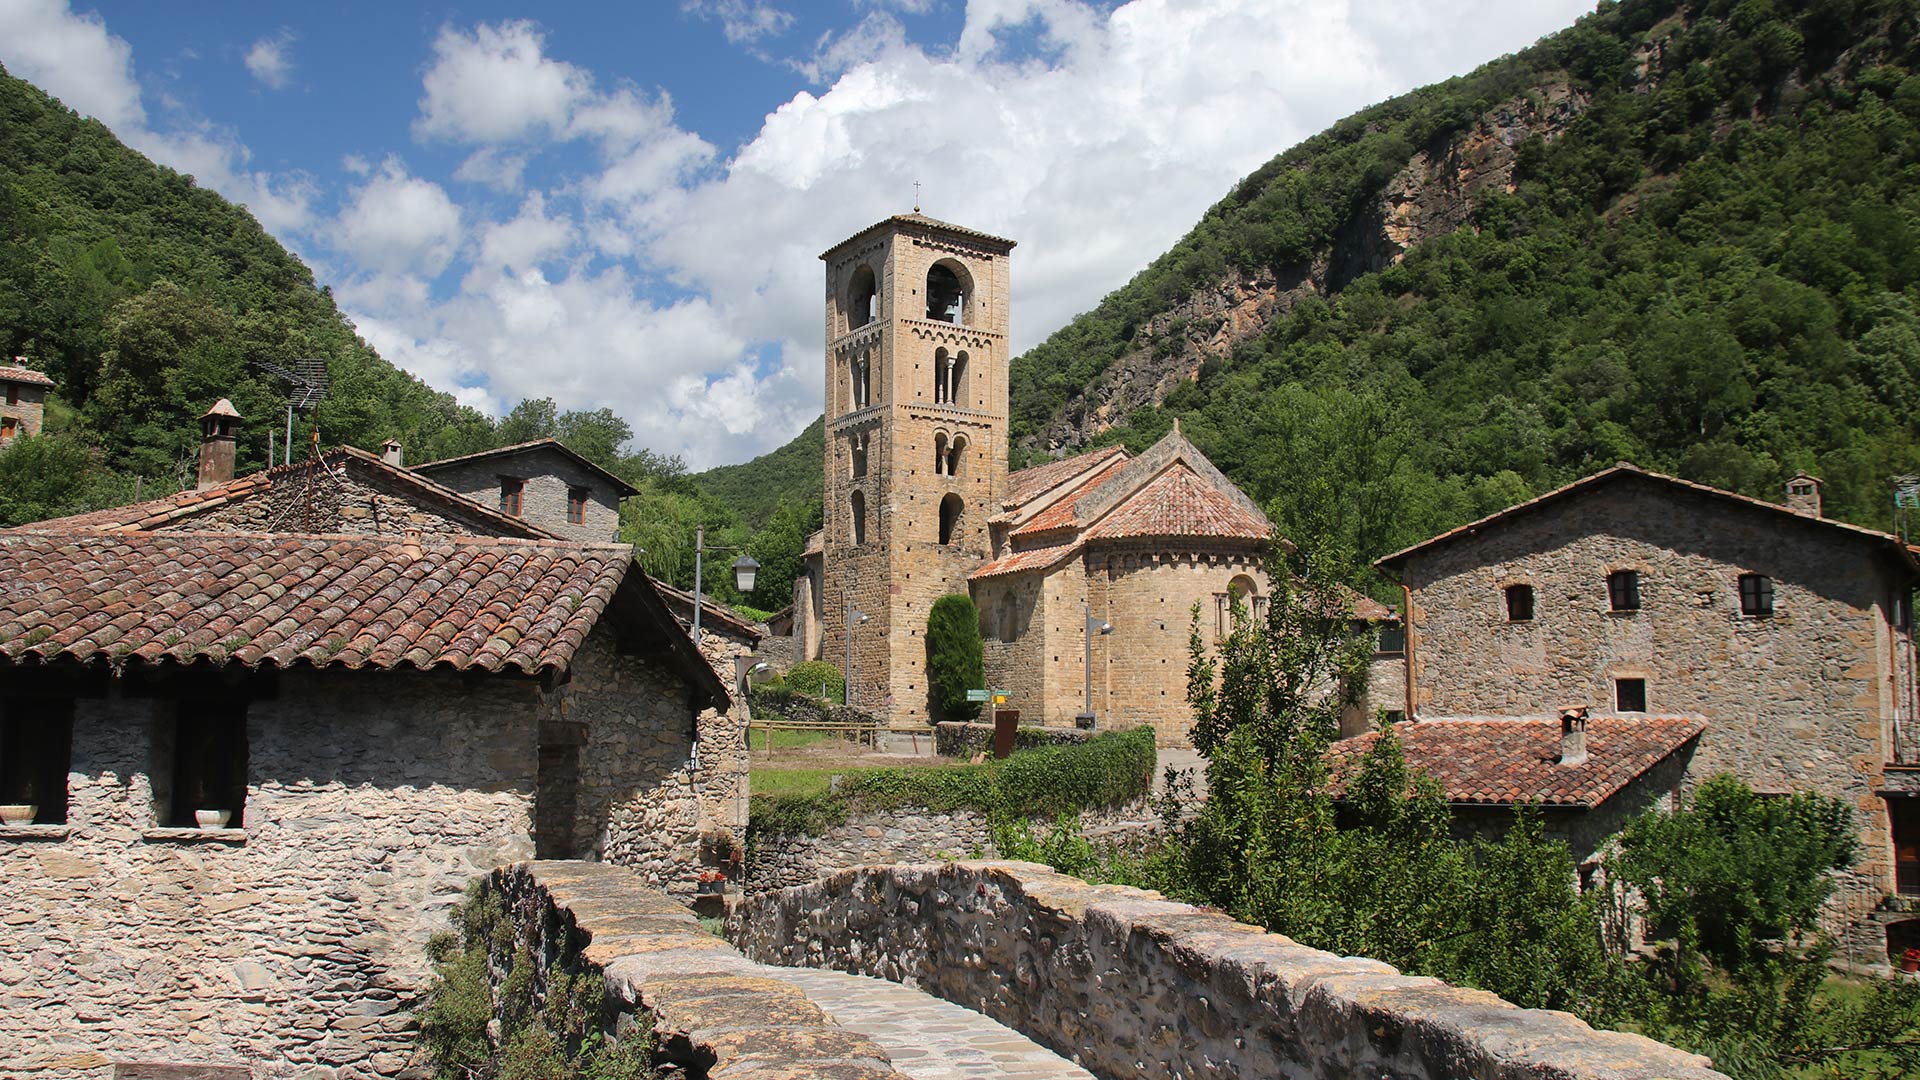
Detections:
845,596,871,708
1075,602,1113,730
691,523,760,644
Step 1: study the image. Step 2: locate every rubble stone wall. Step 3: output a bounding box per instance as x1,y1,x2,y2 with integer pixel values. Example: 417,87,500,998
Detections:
730,861,1731,1080
417,454,621,543
173,468,512,537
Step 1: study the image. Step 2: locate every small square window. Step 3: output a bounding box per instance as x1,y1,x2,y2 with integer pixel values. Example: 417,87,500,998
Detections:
1739,574,1774,617
1376,623,1406,654
4,386,16,405
1608,570,1641,613
0,417,17,441
566,487,588,525
1,699,74,825
1615,678,1647,713
499,478,524,517
1505,584,1535,622
162,701,249,828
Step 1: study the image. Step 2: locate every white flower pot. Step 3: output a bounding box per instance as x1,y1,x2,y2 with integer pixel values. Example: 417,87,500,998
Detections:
0,805,35,827
195,809,232,830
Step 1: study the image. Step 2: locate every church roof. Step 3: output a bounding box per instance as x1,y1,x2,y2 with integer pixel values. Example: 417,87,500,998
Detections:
969,542,1079,581
820,213,1017,259
1010,456,1130,538
1004,445,1129,511
1083,462,1272,542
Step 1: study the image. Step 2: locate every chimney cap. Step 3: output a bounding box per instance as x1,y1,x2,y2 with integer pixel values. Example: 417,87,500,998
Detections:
382,437,402,449
202,398,242,420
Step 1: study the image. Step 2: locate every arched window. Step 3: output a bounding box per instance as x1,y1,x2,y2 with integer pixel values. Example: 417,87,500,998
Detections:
1218,575,1260,640
949,350,969,406
850,431,869,479
933,433,948,476
938,493,963,546
933,347,951,403
847,265,877,330
946,434,967,478
850,490,867,546
925,261,970,324
850,353,871,409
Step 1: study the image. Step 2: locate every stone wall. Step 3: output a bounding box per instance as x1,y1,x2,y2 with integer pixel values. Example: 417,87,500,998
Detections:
487,860,911,1079
416,452,621,543
932,720,1088,757
0,624,745,1078
1394,476,1912,923
173,463,522,538
745,802,1149,893
730,861,1730,1080
0,380,47,440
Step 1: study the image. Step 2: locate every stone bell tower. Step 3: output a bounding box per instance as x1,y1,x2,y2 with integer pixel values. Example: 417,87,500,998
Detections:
818,213,1015,722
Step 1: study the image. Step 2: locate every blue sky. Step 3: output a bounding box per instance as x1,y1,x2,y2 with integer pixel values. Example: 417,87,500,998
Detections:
0,0,1595,467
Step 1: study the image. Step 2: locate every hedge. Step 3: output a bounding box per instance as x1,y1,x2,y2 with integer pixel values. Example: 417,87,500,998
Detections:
749,725,1156,840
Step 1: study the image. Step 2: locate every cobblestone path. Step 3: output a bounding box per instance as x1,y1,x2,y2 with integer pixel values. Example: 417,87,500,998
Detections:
759,966,1097,1080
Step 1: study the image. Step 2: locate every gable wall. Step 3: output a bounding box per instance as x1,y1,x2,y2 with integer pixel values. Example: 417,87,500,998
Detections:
165,468,521,537
1397,478,1913,912
419,456,621,542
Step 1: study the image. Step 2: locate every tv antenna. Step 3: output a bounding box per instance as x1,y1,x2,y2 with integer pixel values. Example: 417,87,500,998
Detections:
251,357,330,465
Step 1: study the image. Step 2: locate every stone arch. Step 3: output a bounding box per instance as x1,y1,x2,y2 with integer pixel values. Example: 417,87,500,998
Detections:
850,430,869,479
946,433,968,478
1888,918,1920,967
847,264,877,330
950,350,969,406
933,432,949,475
938,492,964,546
925,260,972,324
850,489,867,546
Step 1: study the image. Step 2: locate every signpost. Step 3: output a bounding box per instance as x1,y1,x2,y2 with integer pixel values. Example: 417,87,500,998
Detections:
966,689,990,702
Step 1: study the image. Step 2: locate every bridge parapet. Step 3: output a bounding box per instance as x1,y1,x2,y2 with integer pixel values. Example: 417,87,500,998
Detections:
729,860,1731,1080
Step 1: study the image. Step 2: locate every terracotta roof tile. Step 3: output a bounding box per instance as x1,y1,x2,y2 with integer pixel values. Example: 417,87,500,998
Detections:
1327,716,1707,808
0,364,54,388
0,532,632,675
968,542,1080,581
1004,446,1129,509
1010,457,1130,538
1083,463,1272,542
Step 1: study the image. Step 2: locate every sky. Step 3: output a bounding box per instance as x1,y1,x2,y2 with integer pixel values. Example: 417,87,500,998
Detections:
0,0,1595,469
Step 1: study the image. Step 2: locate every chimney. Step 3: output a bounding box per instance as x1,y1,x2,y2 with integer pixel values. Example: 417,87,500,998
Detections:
1557,705,1589,767
1786,472,1823,517
381,438,404,467
196,398,242,490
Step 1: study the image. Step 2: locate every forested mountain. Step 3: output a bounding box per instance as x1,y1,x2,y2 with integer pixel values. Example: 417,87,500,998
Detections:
703,0,1920,585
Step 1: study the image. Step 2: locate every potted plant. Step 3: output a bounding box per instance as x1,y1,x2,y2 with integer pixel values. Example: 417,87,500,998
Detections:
695,869,727,895
195,808,232,829
2,778,37,826
1901,947,1920,974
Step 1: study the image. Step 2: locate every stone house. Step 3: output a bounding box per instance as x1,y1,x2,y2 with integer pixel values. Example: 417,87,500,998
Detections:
1374,463,1920,966
411,436,639,542
0,530,736,1078
787,212,1397,742
0,357,53,444
1327,712,1706,870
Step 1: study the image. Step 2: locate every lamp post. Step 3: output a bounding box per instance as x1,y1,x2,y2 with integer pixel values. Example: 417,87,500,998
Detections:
844,594,870,708
692,523,760,645
1076,601,1113,730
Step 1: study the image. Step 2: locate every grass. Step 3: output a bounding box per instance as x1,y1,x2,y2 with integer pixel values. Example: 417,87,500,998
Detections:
746,726,843,753
751,760,963,800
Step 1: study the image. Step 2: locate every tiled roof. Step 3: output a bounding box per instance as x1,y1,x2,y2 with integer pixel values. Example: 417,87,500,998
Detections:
413,438,641,497
821,213,1017,258
651,578,766,642
1350,593,1399,623
1376,463,1917,572
803,529,824,558
1083,463,1272,542
0,532,634,675
11,447,559,540
1327,716,1707,808
0,364,54,388
1010,456,1129,538
1004,445,1129,509
969,542,1080,581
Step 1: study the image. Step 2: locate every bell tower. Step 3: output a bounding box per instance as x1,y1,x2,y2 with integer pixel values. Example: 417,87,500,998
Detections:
819,213,1016,723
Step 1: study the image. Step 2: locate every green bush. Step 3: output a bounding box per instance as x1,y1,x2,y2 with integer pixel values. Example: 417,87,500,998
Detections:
782,661,844,703
749,725,1156,839
925,594,985,721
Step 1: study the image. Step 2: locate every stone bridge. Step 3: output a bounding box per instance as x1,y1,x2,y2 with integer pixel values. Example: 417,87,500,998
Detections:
496,860,1728,1080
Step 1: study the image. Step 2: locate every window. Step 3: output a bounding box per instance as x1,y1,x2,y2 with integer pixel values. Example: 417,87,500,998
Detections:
0,417,15,442
1505,583,1535,622
1608,569,1641,613
934,347,951,404
1739,574,1774,617
566,487,588,525
4,385,16,405
849,490,867,546
1376,623,1406,654
164,700,249,828
1383,710,1406,726
925,262,968,324
933,433,948,475
0,699,74,825
938,493,963,546
499,478,524,517
949,351,969,406
850,354,871,409
1615,678,1647,713
846,264,877,330
850,431,869,479
946,434,967,478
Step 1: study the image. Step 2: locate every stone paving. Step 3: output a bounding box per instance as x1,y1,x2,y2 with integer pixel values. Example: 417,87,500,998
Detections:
760,965,1096,1080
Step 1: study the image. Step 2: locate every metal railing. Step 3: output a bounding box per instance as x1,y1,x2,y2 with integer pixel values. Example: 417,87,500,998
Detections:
746,717,883,758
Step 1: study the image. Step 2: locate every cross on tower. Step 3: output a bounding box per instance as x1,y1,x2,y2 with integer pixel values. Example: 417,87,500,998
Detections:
913,180,921,213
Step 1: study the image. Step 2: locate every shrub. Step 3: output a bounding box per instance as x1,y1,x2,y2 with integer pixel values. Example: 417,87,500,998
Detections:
783,660,844,703
925,594,985,721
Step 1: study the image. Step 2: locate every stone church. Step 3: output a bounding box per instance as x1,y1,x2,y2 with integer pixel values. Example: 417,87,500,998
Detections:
790,213,1345,743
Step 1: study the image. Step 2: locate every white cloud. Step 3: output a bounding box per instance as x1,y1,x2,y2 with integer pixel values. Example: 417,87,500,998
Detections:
415,20,590,143
334,158,462,276
683,0,796,45
0,0,145,129
452,147,529,191
244,30,295,89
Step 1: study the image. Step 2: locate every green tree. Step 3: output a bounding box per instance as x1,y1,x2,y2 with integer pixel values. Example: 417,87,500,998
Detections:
925,594,985,722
